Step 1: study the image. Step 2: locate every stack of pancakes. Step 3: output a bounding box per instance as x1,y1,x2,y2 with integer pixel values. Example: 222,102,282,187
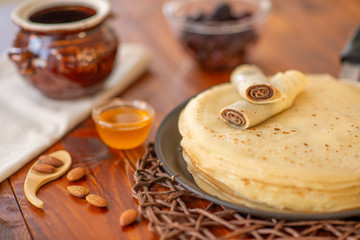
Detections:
178,74,360,213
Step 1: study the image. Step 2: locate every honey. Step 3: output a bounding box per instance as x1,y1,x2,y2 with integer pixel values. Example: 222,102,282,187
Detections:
92,99,155,150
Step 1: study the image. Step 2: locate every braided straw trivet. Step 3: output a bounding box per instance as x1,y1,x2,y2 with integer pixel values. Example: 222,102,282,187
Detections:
132,143,360,240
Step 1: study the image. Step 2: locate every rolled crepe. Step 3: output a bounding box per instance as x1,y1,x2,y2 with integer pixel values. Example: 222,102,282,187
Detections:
230,64,280,104
221,70,307,130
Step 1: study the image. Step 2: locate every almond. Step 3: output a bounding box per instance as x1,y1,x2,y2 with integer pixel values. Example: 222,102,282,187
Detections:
38,155,64,167
85,194,108,208
67,185,89,198
33,163,55,173
66,167,86,181
119,209,138,226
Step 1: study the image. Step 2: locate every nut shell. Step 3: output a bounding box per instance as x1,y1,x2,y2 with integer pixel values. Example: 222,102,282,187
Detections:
38,155,64,167
86,194,108,208
67,185,89,198
66,167,86,181
33,163,55,173
119,209,138,226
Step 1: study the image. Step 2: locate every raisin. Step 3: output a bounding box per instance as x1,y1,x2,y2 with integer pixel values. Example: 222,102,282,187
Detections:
210,3,233,21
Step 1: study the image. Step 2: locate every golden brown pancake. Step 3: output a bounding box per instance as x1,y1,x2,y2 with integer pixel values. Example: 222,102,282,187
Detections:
178,74,360,213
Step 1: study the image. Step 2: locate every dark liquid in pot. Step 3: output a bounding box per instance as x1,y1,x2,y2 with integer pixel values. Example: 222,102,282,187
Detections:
29,6,96,24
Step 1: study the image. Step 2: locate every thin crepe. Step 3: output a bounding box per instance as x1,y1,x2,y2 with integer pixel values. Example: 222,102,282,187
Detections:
221,70,307,130
230,65,279,103
179,74,360,213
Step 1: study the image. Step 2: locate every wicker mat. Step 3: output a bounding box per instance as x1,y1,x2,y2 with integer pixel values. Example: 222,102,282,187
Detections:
132,143,360,240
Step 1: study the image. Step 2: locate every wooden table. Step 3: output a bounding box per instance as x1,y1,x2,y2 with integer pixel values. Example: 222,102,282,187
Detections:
1,0,360,239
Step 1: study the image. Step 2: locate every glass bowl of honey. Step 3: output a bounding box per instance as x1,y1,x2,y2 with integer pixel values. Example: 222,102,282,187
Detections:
92,98,155,150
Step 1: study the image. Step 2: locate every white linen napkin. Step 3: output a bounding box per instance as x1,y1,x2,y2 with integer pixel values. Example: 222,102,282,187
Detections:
0,43,151,183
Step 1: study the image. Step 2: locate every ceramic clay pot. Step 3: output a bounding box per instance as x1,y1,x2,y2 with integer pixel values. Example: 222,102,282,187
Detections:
9,0,118,99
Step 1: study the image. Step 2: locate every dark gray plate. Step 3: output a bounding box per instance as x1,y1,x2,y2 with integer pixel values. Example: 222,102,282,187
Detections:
155,100,360,220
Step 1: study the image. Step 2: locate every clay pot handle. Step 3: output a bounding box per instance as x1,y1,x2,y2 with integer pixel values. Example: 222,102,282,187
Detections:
8,47,34,74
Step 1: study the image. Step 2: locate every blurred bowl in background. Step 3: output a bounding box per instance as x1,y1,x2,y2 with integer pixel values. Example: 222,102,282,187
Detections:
163,0,271,71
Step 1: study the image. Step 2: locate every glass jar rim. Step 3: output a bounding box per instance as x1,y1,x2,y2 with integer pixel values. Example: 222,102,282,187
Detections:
11,0,110,32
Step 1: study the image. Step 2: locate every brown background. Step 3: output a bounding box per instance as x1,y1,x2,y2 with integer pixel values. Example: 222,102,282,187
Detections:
1,0,360,239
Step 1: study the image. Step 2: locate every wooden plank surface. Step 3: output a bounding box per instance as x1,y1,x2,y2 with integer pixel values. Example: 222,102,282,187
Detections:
0,179,31,240
1,0,360,239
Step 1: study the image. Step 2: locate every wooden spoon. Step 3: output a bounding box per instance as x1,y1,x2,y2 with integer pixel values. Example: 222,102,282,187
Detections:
24,150,72,208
